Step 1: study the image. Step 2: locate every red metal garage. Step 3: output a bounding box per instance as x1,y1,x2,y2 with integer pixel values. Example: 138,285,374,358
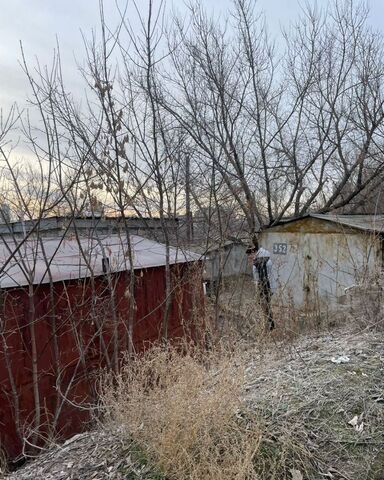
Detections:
0,234,202,460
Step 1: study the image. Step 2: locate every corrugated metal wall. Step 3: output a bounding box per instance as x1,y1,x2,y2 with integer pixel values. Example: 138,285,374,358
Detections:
205,244,251,280
260,218,382,309
0,263,202,460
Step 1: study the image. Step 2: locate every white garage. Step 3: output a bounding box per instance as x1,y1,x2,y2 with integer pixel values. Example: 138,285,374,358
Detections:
260,214,384,310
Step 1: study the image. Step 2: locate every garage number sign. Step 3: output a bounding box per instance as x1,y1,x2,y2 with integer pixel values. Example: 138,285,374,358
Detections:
273,243,287,255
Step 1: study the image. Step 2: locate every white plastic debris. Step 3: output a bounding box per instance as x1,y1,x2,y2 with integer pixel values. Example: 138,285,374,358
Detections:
355,422,364,433
331,355,350,364
348,413,364,432
348,415,359,427
290,469,303,480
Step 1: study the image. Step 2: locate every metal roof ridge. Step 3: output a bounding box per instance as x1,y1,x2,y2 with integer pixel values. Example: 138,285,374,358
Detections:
269,212,384,232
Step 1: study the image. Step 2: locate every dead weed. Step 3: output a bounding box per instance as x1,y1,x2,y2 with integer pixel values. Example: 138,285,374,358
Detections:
101,345,261,480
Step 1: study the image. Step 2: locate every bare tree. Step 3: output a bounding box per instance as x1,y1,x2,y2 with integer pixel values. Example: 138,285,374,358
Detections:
153,0,384,235
1,0,384,458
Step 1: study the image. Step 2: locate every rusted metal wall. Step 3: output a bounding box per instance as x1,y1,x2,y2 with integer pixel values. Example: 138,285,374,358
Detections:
260,217,381,309
0,263,202,460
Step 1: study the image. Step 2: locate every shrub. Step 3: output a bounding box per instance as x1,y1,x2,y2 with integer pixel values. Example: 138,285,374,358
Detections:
101,345,261,480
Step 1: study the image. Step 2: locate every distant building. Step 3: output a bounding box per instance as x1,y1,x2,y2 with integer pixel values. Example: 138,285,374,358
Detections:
203,240,251,281
0,215,179,243
0,204,11,224
188,240,251,295
260,214,384,309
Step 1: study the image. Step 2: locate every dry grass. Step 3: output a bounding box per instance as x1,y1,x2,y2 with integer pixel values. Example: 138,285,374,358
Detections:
98,340,332,480
212,274,384,346
6,273,384,479
9,274,376,479
98,271,384,480
101,345,261,480
244,326,384,479
98,277,384,480
342,279,384,331
8,322,384,479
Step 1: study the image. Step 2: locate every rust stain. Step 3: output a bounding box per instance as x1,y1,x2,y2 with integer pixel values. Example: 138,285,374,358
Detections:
267,217,360,234
261,219,382,312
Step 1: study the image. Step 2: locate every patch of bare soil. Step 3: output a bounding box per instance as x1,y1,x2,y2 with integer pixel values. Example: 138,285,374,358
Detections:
5,326,384,480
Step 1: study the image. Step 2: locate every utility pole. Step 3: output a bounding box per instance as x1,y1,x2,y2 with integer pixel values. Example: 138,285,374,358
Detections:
185,153,193,243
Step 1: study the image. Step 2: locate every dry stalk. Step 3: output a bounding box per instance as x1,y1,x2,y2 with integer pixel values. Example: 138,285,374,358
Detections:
101,345,261,480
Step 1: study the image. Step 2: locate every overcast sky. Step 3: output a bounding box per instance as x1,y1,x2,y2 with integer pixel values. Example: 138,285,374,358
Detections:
1,0,384,124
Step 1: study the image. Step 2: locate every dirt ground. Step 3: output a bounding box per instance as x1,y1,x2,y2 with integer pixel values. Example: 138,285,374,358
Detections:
243,326,384,479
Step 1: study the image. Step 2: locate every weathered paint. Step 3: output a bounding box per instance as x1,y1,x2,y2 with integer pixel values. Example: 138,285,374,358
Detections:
272,213,384,233
267,216,359,234
0,234,200,289
261,219,381,309
205,243,251,280
0,263,202,460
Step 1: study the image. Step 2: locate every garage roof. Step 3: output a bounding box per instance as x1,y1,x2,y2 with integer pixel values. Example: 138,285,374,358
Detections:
0,234,200,289
275,214,384,233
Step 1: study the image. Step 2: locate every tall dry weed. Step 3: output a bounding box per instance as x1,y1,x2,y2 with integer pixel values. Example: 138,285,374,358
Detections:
101,345,261,480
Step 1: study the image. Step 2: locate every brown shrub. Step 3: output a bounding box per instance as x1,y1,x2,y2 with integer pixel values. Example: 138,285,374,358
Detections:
101,345,261,480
